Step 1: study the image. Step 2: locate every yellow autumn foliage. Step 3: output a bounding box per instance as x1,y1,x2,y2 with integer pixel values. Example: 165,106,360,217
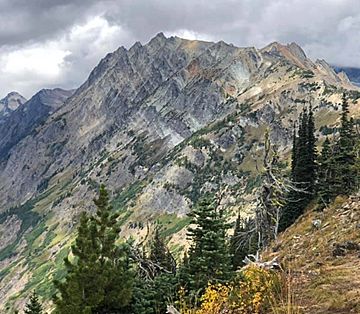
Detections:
187,266,282,314
196,284,231,314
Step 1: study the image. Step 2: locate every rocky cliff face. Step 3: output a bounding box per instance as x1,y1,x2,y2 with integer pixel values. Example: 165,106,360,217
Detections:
0,33,359,311
0,88,74,160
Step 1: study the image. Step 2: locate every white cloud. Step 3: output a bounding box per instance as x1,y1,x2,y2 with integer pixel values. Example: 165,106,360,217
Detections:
0,15,130,98
2,44,70,77
164,29,215,42
1,0,360,98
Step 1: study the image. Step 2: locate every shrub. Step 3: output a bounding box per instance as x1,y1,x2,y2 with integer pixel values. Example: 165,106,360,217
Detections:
182,266,282,314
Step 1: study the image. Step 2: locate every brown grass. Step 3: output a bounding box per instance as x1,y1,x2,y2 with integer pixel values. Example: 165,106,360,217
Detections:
264,195,360,313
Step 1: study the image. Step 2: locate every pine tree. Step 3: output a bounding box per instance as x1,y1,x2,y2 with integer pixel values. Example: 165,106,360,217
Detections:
293,108,308,190
295,106,317,198
306,105,317,196
317,137,334,206
280,106,317,230
53,185,134,314
354,137,360,190
290,123,298,180
316,95,358,203
131,227,177,314
132,272,177,314
333,94,357,195
177,251,190,290
183,193,232,298
24,292,43,314
230,214,243,270
149,227,175,274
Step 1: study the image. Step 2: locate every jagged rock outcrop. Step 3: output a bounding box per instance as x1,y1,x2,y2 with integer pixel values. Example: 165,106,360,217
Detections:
0,33,359,311
0,33,264,209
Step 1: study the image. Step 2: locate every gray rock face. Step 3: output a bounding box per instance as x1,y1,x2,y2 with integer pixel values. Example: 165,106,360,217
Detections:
0,33,359,311
0,34,356,210
0,88,74,160
0,34,264,209
0,92,27,121
0,215,21,251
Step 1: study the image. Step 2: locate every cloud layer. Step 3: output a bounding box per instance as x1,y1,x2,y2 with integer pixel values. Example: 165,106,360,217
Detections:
1,0,360,97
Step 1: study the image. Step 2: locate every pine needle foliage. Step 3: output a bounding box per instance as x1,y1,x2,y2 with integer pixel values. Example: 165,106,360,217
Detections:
53,185,134,314
24,292,43,314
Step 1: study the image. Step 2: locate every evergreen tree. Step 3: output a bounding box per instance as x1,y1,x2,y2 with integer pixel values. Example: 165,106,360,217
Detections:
177,251,190,291
182,193,232,299
317,137,335,206
316,95,358,203
24,292,43,314
280,105,317,230
53,185,134,314
230,214,243,270
293,109,308,188
149,227,175,274
354,137,360,190
131,227,177,314
333,94,357,195
294,106,317,198
290,123,298,180
132,273,177,314
306,105,317,196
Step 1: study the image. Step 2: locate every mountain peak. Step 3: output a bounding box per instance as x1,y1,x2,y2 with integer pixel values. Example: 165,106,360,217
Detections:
0,91,27,114
130,41,142,51
262,41,284,51
1,91,26,104
154,31,166,40
261,41,310,69
287,42,307,60
148,32,167,46
261,41,306,59
4,91,23,98
33,88,74,108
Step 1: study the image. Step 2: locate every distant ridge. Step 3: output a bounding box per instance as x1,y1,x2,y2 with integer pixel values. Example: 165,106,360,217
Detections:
0,91,27,120
333,65,360,86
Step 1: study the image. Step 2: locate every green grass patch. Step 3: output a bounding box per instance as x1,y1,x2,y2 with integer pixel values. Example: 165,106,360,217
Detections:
0,197,42,260
156,214,191,239
112,181,146,211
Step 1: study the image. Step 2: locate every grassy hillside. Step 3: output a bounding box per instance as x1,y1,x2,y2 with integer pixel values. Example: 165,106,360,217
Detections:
264,195,360,313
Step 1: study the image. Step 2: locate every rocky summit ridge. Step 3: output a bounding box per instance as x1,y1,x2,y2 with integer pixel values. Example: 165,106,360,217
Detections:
0,33,359,311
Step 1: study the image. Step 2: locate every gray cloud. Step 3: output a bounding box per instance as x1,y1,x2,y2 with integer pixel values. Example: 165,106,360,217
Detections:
0,0,360,97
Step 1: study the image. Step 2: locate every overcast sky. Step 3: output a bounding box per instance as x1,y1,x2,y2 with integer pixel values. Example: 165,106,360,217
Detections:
1,0,359,98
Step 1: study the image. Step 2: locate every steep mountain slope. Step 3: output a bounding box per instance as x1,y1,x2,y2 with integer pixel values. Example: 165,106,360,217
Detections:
264,195,360,313
0,34,359,311
0,92,27,121
0,88,74,160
